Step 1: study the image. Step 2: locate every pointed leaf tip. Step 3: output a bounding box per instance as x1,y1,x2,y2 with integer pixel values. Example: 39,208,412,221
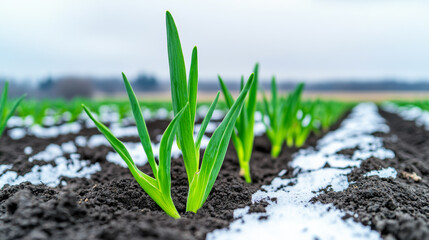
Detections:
166,11,173,22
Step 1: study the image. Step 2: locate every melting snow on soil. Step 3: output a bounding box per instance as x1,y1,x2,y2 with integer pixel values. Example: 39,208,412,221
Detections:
364,167,397,179
207,103,394,240
0,141,100,188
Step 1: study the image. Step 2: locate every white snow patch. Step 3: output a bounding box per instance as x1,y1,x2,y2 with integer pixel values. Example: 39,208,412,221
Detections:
7,116,25,128
106,142,149,167
0,164,12,175
212,110,225,120
24,116,34,126
0,152,100,188
364,167,397,179
84,116,96,128
155,108,170,119
10,121,82,140
194,122,218,134
105,134,211,167
28,122,81,138
98,105,120,123
292,103,394,171
278,169,287,177
254,111,263,122
87,135,109,148
197,105,209,119
302,115,311,127
7,116,34,128
61,141,77,153
8,128,26,140
28,142,77,162
207,103,389,240
29,144,63,162
142,108,152,119
62,112,73,122
208,169,379,240
75,136,87,147
24,146,33,155
253,122,266,136
196,106,225,120
110,124,139,137
42,116,56,126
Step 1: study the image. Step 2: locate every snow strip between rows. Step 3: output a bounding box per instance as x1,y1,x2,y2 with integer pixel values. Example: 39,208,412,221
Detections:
207,102,395,240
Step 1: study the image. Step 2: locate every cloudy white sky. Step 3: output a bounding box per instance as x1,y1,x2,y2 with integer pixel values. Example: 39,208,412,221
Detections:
1,0,429,84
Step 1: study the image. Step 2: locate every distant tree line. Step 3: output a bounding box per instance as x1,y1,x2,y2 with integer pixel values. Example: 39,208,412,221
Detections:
198,79,429,92
33,73,161,99
3,76,429,99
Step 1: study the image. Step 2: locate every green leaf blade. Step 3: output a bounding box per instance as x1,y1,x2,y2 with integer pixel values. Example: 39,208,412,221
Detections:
158,104,187,198
217,75,234,109
83,104,180,219
0,81,9,122
188,73,254,211
195,92,219,151
166,11,188,115
122,73,158,177
188,46,198,127
166,11,198,184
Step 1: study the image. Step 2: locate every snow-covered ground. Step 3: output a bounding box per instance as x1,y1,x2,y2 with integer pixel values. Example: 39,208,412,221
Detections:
0,142,101,188
207,103,394,240
7,106,175,140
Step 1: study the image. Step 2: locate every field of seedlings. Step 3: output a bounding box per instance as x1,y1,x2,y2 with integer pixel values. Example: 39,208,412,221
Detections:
2,11,429,240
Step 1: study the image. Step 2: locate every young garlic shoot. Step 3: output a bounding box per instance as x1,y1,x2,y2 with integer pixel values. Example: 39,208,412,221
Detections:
83,74,186,219
0,81,26,138
166,11,254,212
316,100,350,132
217,63,259,183
293,101,317,147
284,84,305,148
261,77,304,158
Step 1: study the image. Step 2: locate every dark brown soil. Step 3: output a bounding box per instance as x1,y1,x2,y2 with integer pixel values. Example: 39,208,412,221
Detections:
313,109,429,240
0,115,345,240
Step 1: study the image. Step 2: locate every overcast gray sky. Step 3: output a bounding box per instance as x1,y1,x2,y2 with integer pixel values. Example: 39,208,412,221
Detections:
1,0,429,84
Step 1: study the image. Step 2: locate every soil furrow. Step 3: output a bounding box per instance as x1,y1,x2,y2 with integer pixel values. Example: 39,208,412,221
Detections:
314,108,429,240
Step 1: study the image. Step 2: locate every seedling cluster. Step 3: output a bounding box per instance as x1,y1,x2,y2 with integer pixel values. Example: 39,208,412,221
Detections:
218,64,259,183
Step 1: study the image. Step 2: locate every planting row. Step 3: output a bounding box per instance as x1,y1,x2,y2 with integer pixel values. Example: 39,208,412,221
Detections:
209,101,429,239
209,102,395,240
